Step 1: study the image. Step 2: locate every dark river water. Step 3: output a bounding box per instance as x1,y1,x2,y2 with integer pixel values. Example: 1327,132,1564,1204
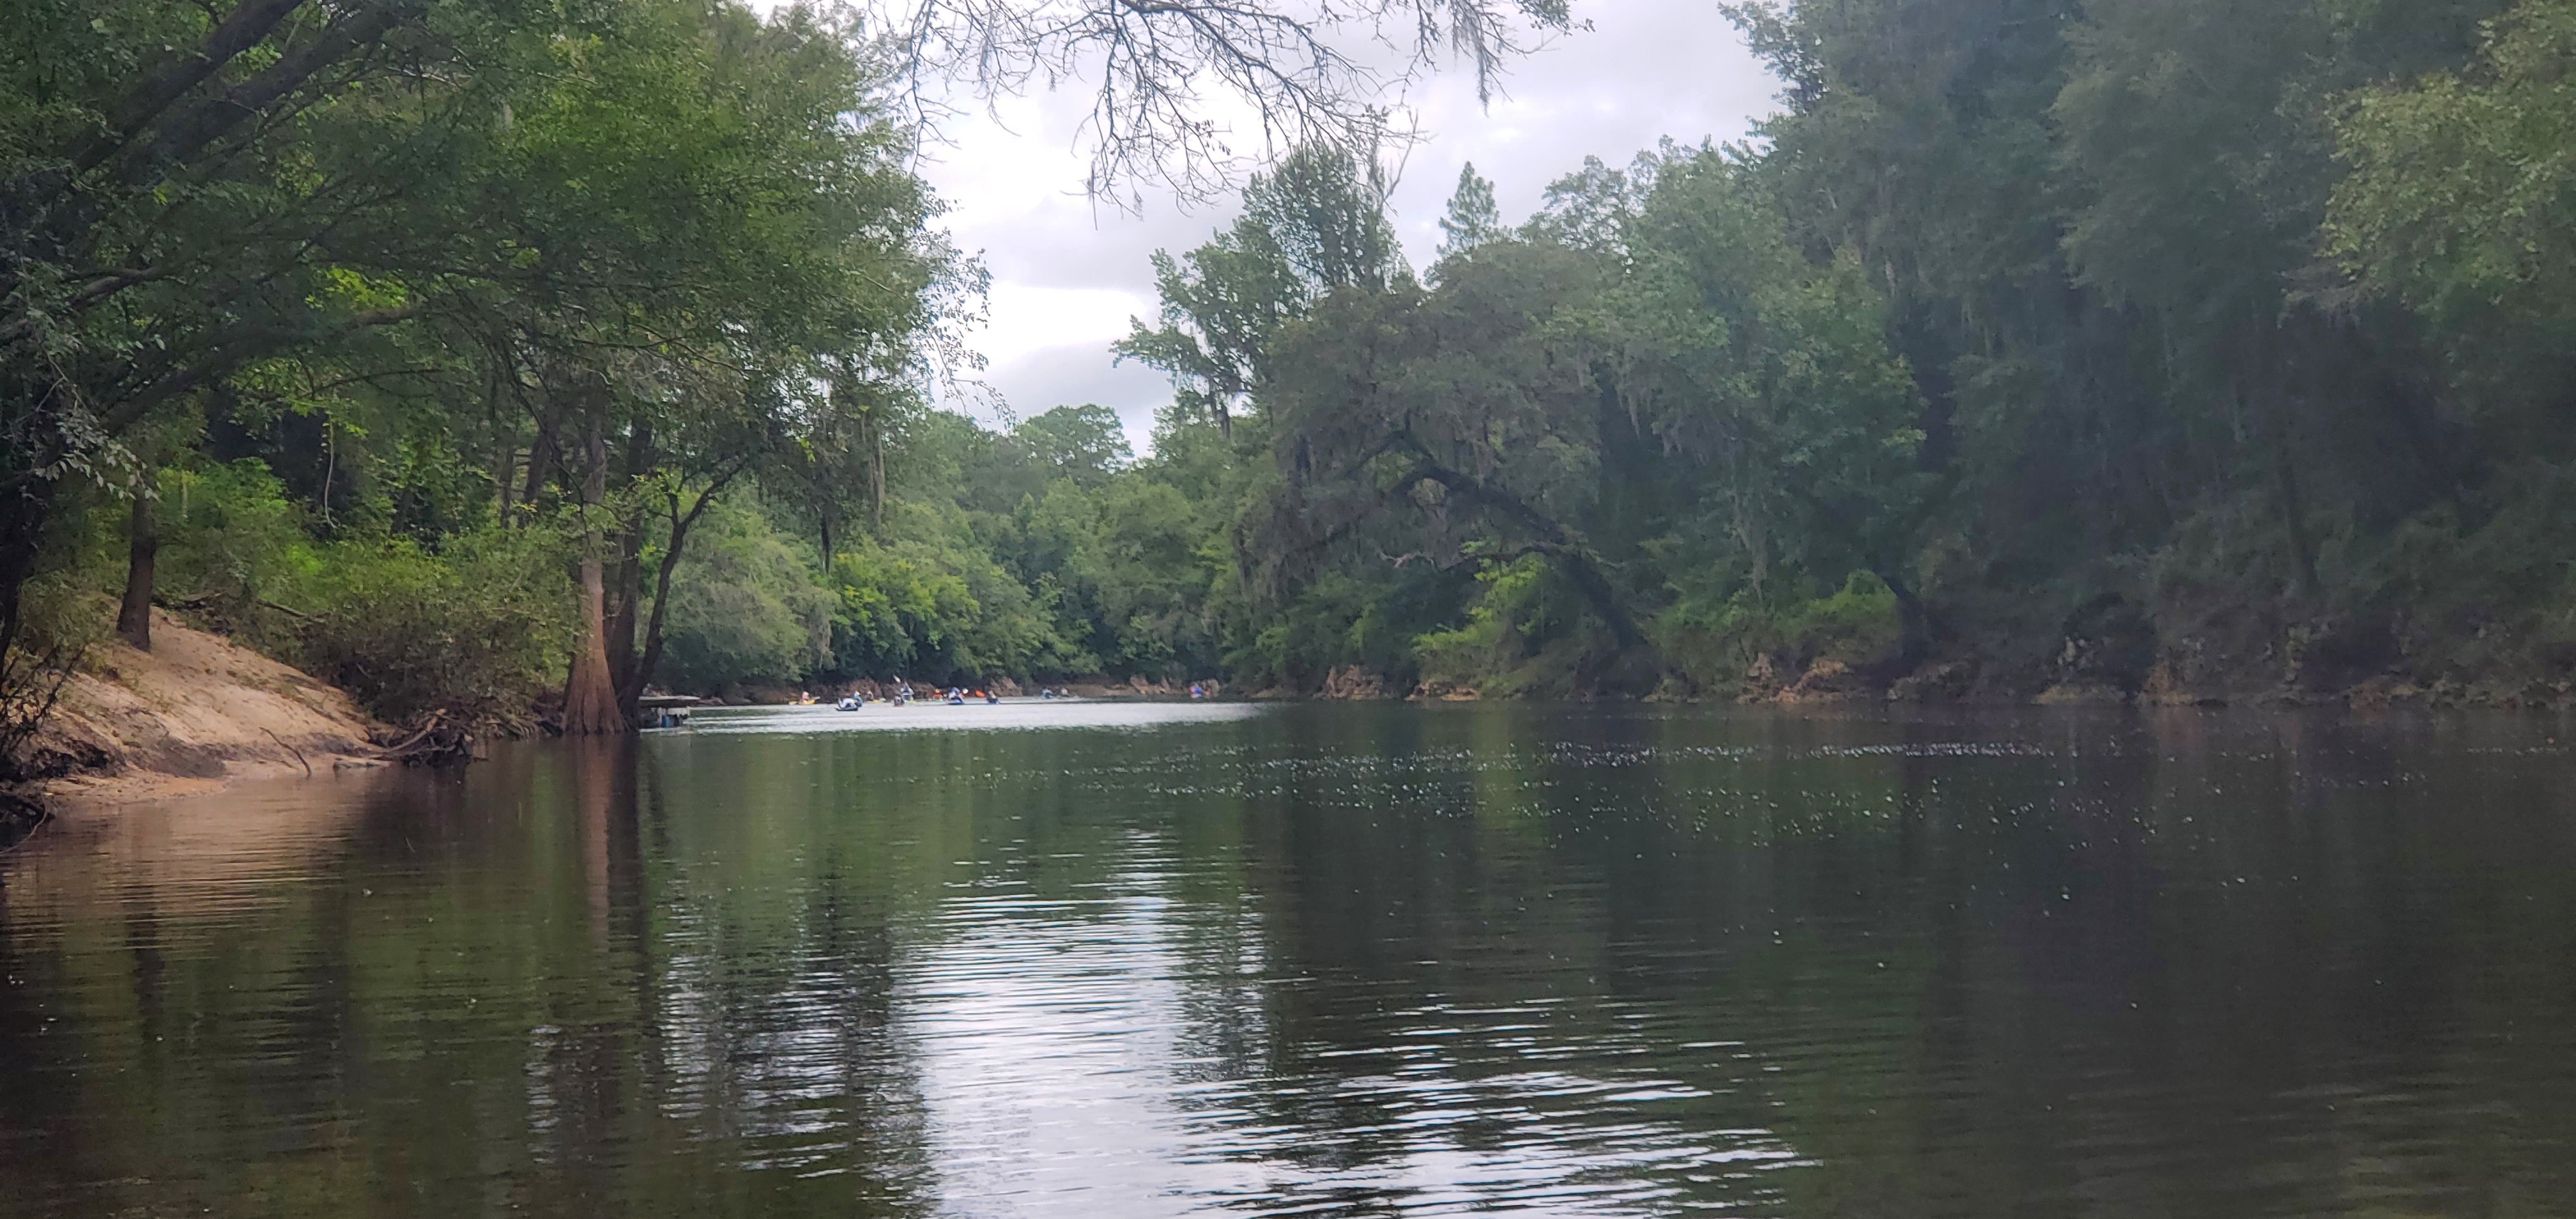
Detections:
3,702,2573,1217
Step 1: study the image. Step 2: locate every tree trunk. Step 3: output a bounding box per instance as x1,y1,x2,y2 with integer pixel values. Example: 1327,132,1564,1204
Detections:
0,481,57,670
523,408,560,509
626,507,695,715
117,478,157,651
624,471,739,716
561,424,625,735
1874,565,1939,670
862,405,886,532
494,449,515,525
604,420,652,700
562,554,622,733
1554,550,1647,654
2259,360,2319,602
612,509,659,722
1397,457,1654,655
604,517,641,700
2271,433,2319,601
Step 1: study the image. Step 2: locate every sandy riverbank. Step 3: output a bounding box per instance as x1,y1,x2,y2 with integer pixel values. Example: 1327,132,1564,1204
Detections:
16,610,389,806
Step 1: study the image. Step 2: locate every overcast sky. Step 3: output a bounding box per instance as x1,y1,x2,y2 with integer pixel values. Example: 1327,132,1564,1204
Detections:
907,5,1781,453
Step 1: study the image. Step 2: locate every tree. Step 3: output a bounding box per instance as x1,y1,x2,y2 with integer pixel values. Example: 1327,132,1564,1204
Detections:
1,0,511,670
1435,162,1504,262
1606,150,1930,666
1117,144,1407,434
378,0,954,730
1011,404,1134,487
1255,237,1659,687
2327,0,2576,339
1523,151,1658,253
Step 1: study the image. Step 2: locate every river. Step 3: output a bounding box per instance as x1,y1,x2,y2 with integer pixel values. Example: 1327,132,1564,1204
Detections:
2,702,2571,1216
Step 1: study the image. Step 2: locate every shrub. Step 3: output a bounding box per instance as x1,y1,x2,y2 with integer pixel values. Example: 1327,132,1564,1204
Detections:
1657,570,1902,689
658,502,833,691
293,526,575,725
152,460,321,650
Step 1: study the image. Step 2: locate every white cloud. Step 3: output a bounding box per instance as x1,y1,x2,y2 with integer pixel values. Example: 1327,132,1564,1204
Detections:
976,342,1173,442
977,284,1152,364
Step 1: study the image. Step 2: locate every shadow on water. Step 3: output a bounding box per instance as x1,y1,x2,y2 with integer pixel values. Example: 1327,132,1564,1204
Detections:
0,792,43,854
1,703,2573,1216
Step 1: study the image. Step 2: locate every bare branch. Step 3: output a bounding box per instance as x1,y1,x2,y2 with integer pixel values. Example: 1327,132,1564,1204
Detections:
882,0,1570,203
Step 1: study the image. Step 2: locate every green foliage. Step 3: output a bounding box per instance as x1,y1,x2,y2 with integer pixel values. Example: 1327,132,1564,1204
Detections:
893,402,1242,683
1243,145,1409,294
1607,148,1928,610
1435,163,1505,262
827,539,979,679
657,502,832,691
1228,141,1928,694
295,528,577,724
0,0,963,731
1523,152,1658,253
1098,0,2576,701
150,461,317,643
1656,572,1902,691
1010,404,1134,486
2328,0,2576,335
1413,555,1560,694
824,498,1082,684
31,456,577,724
1116,144,1407,433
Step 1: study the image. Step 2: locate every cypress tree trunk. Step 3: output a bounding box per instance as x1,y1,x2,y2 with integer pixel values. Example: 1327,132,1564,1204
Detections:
562,556,622,733
116,477,157,651
604,519,641,698
560,424,625,735
604,420,650,702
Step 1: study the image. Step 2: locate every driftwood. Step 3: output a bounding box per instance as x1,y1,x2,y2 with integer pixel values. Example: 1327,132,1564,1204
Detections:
259,727,312,777
371,710,479,767
337,712,466,767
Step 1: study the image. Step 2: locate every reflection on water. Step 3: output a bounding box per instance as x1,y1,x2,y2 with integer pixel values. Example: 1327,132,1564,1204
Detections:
3,705,2575,1217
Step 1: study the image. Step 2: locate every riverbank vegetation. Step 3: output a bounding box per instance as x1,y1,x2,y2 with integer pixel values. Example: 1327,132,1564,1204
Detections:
0,0,1575,764
7,0,2576,767
3,0,982,755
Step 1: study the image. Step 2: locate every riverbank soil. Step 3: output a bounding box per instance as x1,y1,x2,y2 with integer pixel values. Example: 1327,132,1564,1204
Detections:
15,610,385,802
